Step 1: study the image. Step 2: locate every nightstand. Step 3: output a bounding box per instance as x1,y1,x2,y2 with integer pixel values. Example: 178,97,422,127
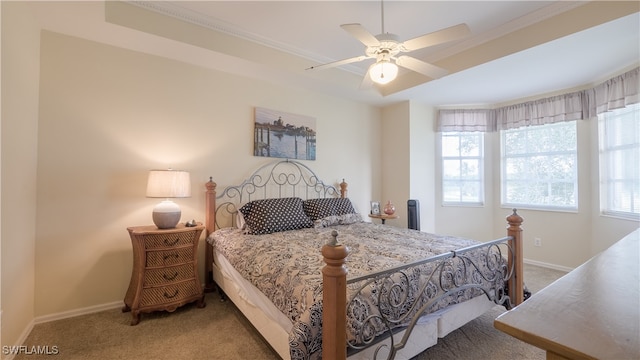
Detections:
122,223,206,325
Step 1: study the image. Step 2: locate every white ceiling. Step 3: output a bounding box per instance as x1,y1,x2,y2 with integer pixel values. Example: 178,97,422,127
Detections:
29,1,640,107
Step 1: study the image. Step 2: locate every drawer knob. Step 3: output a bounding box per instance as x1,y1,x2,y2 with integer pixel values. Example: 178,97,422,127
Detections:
164,237,180,246
163,272,179,281
163,253,179,261
164,289,179,299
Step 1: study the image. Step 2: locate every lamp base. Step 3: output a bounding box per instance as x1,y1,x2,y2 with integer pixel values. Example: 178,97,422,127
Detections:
152,200,181,229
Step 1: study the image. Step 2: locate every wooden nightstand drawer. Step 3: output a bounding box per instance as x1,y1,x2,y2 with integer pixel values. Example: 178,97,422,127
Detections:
146,247,193,267
143,264,195,287
139,281,200,307
142,231,194,249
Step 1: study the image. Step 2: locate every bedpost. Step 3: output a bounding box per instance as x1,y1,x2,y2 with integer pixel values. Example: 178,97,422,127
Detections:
339,179,348,198
322,230,349,360
506,209,524,306
204,178,217,292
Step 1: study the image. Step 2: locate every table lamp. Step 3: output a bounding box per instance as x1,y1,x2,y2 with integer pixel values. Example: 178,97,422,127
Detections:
146,169,191,229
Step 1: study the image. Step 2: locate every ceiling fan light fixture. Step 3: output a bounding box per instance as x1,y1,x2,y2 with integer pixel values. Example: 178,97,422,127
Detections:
369,60,398,85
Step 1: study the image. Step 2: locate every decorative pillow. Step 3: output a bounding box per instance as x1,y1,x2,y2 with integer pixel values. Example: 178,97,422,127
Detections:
313,213,363,228
303,198,357,220
239,197,313,235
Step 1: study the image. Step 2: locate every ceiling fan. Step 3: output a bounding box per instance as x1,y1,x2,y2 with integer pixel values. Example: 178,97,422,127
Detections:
306,1,471,86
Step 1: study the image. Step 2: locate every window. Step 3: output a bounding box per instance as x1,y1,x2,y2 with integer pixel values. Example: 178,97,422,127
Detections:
598,103,640,219
501,121,578,210
441,132,484,205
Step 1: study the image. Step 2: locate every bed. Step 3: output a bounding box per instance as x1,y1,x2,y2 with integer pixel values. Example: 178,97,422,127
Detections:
204,159,524,360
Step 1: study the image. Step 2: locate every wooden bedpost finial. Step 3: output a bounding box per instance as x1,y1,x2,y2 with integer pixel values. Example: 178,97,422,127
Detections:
507,208,523,228
328,230,339,246
206,177,217,192
339,179,348,198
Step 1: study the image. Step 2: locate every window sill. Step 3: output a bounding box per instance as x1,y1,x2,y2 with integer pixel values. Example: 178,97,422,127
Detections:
600,211,640,222
500,204,578,214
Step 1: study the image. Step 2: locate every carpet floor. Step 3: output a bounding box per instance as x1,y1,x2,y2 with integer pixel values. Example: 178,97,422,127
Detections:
15,264,566,360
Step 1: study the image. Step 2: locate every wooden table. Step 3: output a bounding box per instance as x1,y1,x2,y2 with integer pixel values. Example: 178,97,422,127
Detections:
368,213,399,224
494,229,639,360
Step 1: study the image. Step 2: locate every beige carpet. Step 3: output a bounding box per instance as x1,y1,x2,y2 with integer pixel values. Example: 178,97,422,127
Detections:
15,264,566,360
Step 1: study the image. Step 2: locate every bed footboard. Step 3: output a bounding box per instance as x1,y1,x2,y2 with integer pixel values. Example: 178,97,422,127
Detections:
321,210,524,360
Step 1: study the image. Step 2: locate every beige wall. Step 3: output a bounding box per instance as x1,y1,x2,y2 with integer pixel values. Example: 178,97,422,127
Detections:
409,102,437,234
380,103,410,228
34,31,380,317
1,1,40,351
380,102,438,233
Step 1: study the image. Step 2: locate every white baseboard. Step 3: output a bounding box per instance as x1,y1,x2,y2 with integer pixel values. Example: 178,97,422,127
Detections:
524,258,573,273
1,301,122,360
34,301,123,325
3,318,35,360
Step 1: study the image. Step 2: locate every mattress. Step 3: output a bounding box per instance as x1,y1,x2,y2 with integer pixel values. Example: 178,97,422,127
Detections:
208,221,495,359
212,242,494,360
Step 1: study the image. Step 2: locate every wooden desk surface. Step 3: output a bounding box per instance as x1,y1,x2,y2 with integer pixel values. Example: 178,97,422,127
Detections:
494,229,639,360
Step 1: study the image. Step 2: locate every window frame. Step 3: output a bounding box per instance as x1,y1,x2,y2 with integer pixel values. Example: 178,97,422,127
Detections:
440,131,485,206
598,103,640,221
500,121,578,212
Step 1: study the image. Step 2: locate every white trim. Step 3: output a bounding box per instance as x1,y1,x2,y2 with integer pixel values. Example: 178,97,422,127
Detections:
3,301,122,359
3,319,34,360
127,1,582,77
34,301,123,325
524,258,573,273
126,1,325,65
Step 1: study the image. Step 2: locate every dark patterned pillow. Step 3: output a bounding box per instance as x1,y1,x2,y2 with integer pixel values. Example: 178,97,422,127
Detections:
239,197,313,235
303,198,357,220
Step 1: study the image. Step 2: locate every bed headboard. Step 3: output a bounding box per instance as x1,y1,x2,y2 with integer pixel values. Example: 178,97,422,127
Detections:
205,159,347,234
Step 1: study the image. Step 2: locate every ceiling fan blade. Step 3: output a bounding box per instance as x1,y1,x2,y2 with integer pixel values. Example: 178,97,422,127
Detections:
396,56,449,79
306,55,369,71
401,23,471,52
340,23,380,47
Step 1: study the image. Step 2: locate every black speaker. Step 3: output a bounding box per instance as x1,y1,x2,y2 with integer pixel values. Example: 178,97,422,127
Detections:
407,199,420,230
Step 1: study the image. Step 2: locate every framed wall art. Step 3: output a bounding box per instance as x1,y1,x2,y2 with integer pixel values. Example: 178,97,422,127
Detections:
254,107,316,160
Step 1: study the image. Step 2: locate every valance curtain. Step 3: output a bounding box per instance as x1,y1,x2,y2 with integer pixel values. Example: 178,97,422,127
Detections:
584,67,639,117
437,67,639,132
436,109,495,132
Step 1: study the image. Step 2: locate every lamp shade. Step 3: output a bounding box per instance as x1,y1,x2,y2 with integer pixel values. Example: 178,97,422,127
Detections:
369,60,398,85
146,170,191,198
146,170,191,229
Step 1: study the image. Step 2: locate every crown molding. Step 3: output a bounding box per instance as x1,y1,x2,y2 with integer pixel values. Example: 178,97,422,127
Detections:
127,1,584,68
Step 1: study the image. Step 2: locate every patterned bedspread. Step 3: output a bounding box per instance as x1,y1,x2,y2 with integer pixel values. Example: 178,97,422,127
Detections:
208,222,489,359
